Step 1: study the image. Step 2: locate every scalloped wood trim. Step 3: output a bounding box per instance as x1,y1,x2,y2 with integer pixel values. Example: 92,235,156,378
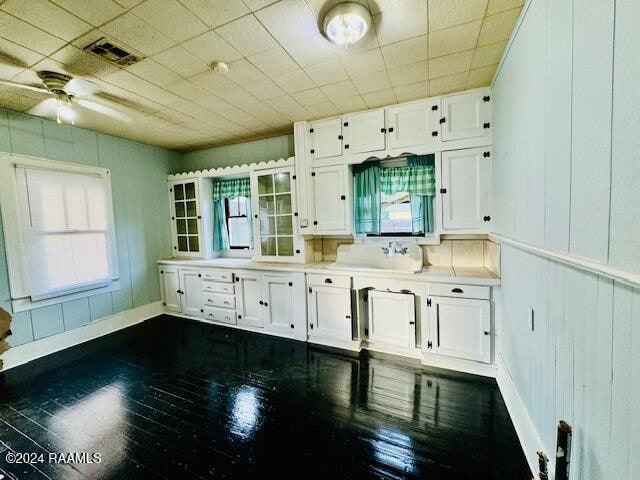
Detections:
167,157,295,180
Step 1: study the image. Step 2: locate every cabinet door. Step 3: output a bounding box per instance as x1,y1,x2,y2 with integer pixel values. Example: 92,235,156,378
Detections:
179,269,203,316
159,266,181,312
441,147,492,230
312,164,348,233
441,90,491,141
367,290,416,348
429,297,490,363
308,286,352,340
169,180,202,257
236,271,262,328
262,273,295,334
343,109,385,154
385,100,440,149
310,118,342,159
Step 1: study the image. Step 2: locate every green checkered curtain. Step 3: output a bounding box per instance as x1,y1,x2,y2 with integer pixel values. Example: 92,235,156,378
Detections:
379,161,436,196
353,161,381,234
212,177,252,251
407,155,435,234
213,177,251,199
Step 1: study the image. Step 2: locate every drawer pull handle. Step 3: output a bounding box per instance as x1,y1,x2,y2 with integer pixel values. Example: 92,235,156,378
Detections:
224,301,230,305
451,288,463,293
324,278,333,284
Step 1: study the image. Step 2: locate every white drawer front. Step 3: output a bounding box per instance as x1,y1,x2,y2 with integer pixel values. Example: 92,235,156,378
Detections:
203,282,235,294
202,270,234,283
428,283,490,300
203,293,236,309
203,306,236,325
307,273,351,289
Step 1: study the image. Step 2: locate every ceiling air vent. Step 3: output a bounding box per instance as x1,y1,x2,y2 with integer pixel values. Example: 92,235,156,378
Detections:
83,38,142,66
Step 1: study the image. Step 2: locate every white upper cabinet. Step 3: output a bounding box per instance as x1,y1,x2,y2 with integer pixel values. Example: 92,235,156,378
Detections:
441,147,492,231
159,266,181,313
385,99,441,150
262,273,295,335
440,89,492,142
310,118,342,159
236,270,262,328
343,109,386,154
168,178,213,259
311,164,351,234
427,296,491,363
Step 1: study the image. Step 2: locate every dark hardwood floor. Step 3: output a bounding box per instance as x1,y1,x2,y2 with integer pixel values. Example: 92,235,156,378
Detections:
0,315,531,480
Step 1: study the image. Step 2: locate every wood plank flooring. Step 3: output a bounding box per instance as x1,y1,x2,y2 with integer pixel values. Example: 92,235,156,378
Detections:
0,315,531,479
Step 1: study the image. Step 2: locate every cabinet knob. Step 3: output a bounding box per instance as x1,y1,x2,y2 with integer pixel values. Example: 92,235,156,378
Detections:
340,195,346,200
451,288,463,293
432,131,438,137
310,323,314,329
431,105,438,111
344,144,349,149
439,117,446,124
484,331,490,336
388,127,394,133
259,300,264,305
380,127,386,133
264,302,268,307
324,278,333,284
290,324,294,329
483,215,491,222
440,188,447,194
338,134,343,140
483,122,491,129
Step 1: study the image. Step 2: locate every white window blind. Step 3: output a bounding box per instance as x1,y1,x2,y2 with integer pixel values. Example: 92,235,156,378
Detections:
16,167,115,301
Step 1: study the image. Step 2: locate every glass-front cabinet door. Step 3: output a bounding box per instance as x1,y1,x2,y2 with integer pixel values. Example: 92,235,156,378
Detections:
169,179,202,257
251,166,299,261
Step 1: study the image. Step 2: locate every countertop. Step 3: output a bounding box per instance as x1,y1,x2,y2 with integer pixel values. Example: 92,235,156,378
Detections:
158,258,500,286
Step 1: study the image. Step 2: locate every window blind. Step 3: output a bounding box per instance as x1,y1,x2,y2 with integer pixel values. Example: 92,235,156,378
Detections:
16,167,114,300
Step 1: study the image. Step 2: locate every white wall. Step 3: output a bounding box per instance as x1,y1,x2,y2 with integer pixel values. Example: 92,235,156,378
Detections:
493,0,640,478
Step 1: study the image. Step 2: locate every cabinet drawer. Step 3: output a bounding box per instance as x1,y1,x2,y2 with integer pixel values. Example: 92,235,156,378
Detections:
307,273,351,289
429,283,490,300
203,282,234,294
203,306,236,325
203,293,236,309
202,270,234,283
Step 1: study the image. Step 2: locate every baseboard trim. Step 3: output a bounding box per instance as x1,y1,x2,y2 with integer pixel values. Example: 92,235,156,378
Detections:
2,301,163,371
422,353,498,378
496,354,546,480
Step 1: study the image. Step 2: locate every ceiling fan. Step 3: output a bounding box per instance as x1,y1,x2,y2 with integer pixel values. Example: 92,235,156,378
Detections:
0,70,130,125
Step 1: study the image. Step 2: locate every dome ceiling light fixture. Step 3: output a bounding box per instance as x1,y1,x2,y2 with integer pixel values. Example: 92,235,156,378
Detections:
323,2,372,47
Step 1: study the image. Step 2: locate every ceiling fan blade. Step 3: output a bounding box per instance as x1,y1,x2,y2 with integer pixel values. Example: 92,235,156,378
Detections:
27,98,58,119
76,99,130,122
0,50,29,69
0,80,51,95
66,77,100,97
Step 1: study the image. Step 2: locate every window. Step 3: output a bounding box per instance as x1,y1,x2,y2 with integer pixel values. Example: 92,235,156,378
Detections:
225,197,251,249
380,192,412,233
0,153,118,310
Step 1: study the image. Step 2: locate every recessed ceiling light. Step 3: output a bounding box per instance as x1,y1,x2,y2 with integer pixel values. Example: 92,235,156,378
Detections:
212,61,229,74
323,2,372,47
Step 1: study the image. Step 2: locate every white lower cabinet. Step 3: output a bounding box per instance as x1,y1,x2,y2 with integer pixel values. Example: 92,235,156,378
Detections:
159,266,181,312
159,266,203,316
307,276,353,344
262,273,295,334
425,296,491,363
367,290,416,348
236,271,262,328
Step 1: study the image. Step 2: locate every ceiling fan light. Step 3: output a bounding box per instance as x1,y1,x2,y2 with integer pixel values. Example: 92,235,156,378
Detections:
323,3,371,47
56,97,75,125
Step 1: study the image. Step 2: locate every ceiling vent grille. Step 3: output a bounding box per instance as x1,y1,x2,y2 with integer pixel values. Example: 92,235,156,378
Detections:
83,38,142,66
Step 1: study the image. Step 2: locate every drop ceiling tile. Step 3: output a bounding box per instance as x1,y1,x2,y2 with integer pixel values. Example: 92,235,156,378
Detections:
51,0,125,27
255,0,318,44
219,106,256,124
181,31,242,65
361,88,396,108
393,80,429,102
0,38,45,79
225,58,267,86
340,48,385,78
197,95,234,113
248,47,299,76
1,0,92,42
180,0,249,28
380,35,428,68
284,33,336,67
190,70,238,94
429,71,468,96
428,50,473,79
471,40,507,68
320,79,358,100
131,0,208,43
265,95,308,118
113,0,144,10
335,94,367,113
271,69,315,93
290,87,328,106
165,78,213,101
244,78,286,100
0,11,67,55
388,60,428,87
373,0,428,46
127,58,183,86
101,12,174,56
215,88,260,110
153,45,210,77
305,0,369,17
215,14,278,56
306,101,340,118
429,0,488,32
351,69,391,94
487,0,524,15
466,64,496,88
0,86,44,112
51,45,120,77
242,0,280,11
478,8,521,46
304,58,349,86
429,20,482,58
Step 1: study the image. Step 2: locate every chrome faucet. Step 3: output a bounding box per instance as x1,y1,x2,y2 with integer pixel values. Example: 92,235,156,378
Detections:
381,241,408,256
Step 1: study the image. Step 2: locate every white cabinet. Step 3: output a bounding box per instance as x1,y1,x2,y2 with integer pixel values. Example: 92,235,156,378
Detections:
307,273,352,343
179,269,203,317
367,290,416,348
426,296,491,363
440,89,491,142
441,147,492,231
311,164,352,234
168,178,213,258
262,273,295,335
159,266,181,313
343,109,386,154
385,99,441,150
309,118,342,159
236,271,262,328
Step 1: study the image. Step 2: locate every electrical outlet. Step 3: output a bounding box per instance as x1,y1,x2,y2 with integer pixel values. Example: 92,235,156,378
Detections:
528,307,534,332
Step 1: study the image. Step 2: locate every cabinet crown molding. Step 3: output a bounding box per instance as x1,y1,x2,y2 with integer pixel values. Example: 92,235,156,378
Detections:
168,157,294,180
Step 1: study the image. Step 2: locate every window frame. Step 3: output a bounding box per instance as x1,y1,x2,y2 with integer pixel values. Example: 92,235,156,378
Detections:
0,152,120,312
224,196,251,250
